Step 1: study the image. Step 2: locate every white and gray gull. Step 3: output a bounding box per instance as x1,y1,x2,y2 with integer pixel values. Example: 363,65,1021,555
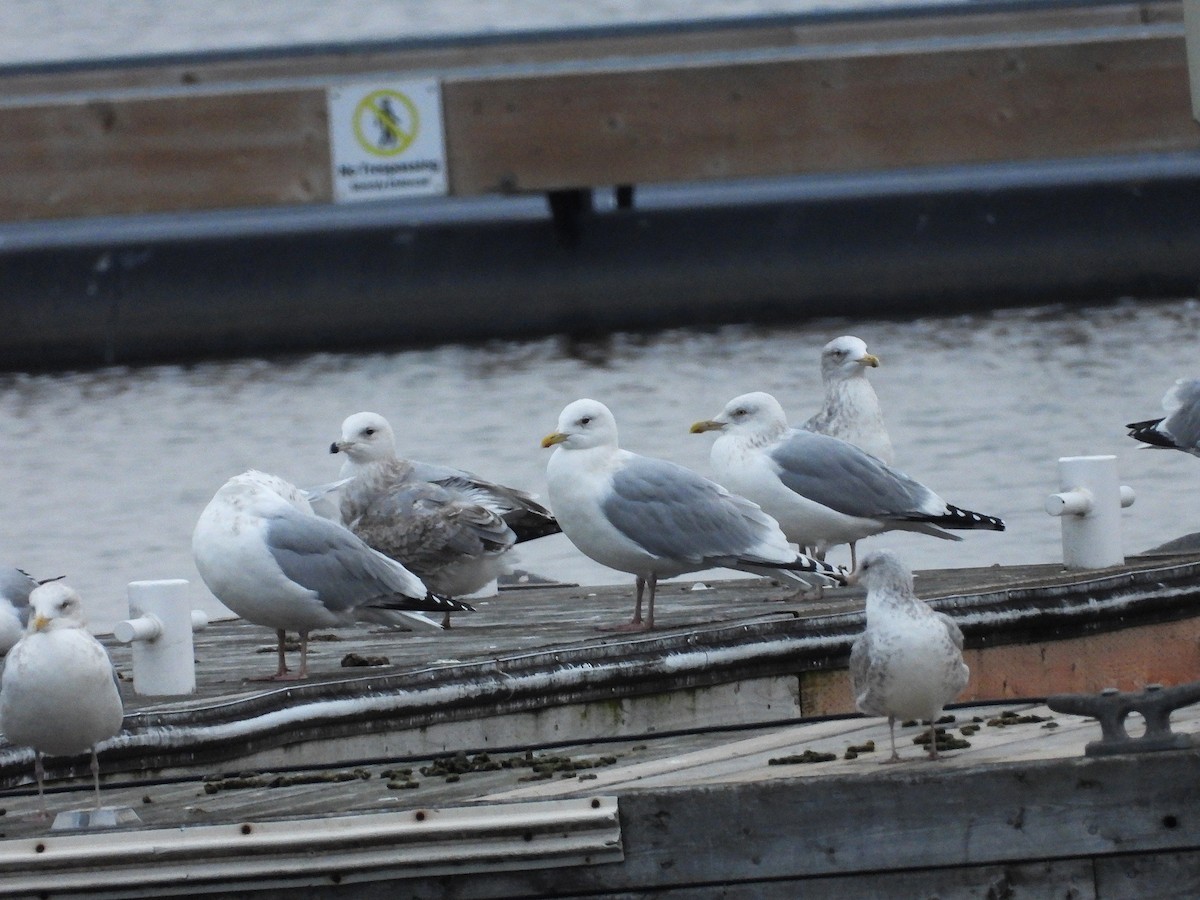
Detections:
803,335,894,465
331,412,560,618
0,568,38,655
192,470,471,680
848,550,969,761
541,399,844,631
1127,377,1200,457
0,582,124,813
691,392,1004,568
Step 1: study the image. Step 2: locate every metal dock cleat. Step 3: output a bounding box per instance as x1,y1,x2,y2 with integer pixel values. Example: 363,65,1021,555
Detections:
1047,682,1200,756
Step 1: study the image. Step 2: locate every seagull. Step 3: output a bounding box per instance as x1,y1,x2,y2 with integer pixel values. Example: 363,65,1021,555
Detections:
1127,378,1200,457
192,470,472,679
331,412,560,621
0,582,124,813
691,392,1004,568
0,568,38,656
848,550,969,761
541,399,844,631
803,335,894,465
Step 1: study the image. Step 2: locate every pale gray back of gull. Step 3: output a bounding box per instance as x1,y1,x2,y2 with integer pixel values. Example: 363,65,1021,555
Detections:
331,412,559,610
803,335,894,465
192,470,472,679
692,392,1004,568
0,582,124,811
1127,377,1200,457
848,550,969,761
0,567,37,655
542,399,844,631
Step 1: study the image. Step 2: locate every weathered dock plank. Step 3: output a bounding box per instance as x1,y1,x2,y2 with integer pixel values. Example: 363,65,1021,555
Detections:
0,2,1195,220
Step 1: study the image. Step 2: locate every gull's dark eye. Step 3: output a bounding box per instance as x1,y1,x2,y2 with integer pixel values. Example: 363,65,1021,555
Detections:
580,416,592,426
364,428,376,436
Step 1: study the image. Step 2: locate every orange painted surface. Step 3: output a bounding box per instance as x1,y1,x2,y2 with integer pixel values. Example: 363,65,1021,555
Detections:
800,618,1200,717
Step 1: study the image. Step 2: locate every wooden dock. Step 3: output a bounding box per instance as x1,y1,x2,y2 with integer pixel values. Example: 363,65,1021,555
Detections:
2,554,1200,895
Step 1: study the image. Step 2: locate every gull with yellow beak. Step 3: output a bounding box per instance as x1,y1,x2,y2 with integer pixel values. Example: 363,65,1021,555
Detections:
542,398,843,631
0,582,124,815
691,392,1004,568
803,335,894,466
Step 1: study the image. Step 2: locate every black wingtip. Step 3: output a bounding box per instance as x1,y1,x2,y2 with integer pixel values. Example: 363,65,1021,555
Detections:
432,592,475,613
938,505,1006,532
1126,418,1176,449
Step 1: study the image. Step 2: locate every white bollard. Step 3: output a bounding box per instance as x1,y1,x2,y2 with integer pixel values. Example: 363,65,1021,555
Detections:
1044,455,1135,570
114,579,197,696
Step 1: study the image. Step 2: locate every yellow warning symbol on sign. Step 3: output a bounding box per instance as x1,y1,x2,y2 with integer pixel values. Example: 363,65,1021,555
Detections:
352,89,420,157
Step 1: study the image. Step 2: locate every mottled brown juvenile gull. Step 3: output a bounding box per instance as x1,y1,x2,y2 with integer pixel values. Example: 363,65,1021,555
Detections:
541,398,843,631
849,550,969,761
192,470,471,680
0,582,124,813
803,335,894,465
691,392,1004,568
1127,378,1200,457
331,412,559,620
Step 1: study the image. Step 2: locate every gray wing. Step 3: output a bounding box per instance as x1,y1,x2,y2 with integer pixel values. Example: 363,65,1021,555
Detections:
936,611,965,651
1163,379,1200,452
0,568,37,623
602,456,778,565
348,481,514,576
768,429,941,519
264,511,466,615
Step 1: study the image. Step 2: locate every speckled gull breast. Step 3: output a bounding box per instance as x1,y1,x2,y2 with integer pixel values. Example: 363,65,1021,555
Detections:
803,335,894,465
0,582,124,813
0,568,38,656
331,411,560,620
192,470,472,680
1127,377,1200,457
848,550,969,761
691,392,1004,568
541,398,844,632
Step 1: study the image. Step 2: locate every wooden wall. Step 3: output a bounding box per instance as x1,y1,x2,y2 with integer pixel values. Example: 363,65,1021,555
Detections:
0,1,1196,222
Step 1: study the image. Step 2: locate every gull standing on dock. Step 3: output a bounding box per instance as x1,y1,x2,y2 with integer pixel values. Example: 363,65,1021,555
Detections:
192,470,472,679
0,568,38,655
541,399,843,631
803,335,894,465
0,582,124,813
332,411,560,622
1126,378,1200,457
849,550,969,761
691,392,1004,568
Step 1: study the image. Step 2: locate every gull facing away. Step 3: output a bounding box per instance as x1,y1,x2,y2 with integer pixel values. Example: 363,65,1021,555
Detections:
0,582,124,813
803,335,894,465
1127,378,1200,457
691,392,1004,569
848,550,969,761
541,399,844,632
0,568,37,655
331,412,560,621
192,470,472,680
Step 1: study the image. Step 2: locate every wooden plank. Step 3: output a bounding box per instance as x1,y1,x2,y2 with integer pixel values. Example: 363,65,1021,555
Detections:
441,33,1200,195
0,15,1195,221
0,89,331,219
0,2,1179,97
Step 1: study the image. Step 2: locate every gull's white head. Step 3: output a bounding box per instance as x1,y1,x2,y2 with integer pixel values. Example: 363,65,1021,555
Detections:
216,470,313,515
331,411,397,463
690,391,790,440
542,399,619,452
847,549,914,597
820,336,879,383
27,582,87,634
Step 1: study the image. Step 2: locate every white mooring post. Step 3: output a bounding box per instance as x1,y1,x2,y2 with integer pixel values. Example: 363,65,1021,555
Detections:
113,579,208,696
1044,455,1135,570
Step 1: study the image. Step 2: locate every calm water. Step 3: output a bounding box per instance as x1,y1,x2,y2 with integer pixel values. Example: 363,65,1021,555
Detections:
3,298,1199,632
